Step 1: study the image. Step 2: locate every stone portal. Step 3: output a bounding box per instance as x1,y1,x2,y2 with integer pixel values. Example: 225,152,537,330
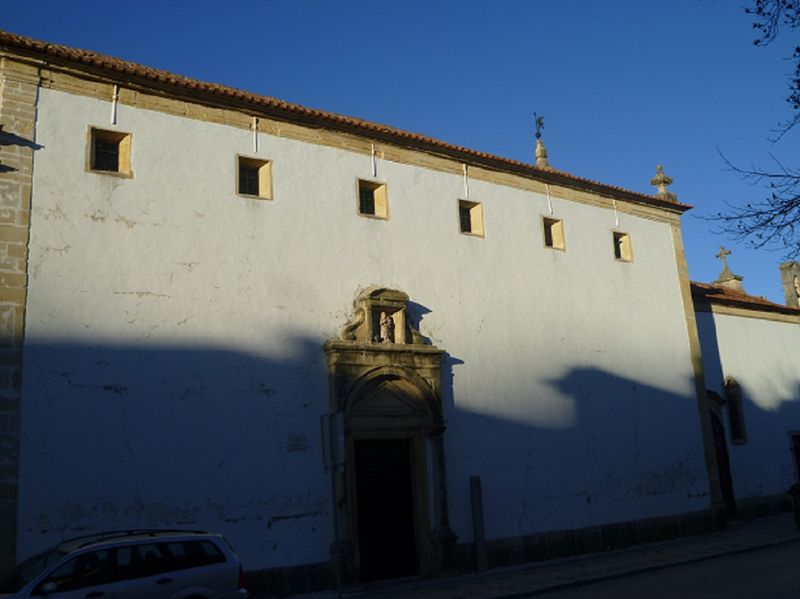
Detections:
325,287,455,584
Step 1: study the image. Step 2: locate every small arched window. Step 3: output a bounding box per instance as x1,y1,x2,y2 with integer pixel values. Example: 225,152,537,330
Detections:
724,376,747,444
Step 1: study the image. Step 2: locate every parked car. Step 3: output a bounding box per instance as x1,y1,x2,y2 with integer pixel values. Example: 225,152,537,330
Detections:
0,529,248,598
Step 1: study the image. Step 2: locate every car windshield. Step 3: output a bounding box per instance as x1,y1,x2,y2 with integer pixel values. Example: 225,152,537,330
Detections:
0,547,67,592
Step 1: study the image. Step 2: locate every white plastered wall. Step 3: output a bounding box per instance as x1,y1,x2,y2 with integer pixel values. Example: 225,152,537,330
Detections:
18,87,710,569
697,310,800,500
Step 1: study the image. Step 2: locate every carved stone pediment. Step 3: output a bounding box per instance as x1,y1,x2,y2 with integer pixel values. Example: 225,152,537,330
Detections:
350,380,428,418
325,287,444,416
336,286,428,346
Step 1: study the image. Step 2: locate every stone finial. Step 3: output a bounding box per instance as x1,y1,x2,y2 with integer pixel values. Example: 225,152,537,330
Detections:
779,261,800,308
713,246,746,293
535,138,550,169
650,165,677,202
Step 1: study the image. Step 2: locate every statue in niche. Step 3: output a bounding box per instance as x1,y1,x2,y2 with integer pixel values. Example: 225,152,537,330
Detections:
380,311,395,343
794,275,800,302
386,315,395,343
335,287,433,345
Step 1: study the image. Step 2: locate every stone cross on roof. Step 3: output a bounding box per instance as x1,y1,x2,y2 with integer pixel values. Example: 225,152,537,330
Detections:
716,246,732,275
713,245,745,293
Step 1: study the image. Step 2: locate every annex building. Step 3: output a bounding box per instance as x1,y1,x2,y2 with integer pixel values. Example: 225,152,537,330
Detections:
1,30,799,595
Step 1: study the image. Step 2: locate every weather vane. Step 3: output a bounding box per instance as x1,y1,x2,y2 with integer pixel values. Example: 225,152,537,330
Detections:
533,113,544,140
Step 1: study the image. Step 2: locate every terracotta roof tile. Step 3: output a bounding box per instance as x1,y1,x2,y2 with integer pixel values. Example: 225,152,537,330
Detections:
0,29,692,213
691,281,800,316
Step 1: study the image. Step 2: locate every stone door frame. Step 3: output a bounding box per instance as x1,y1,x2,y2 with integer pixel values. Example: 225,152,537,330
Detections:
324,287,456,584
347,427,429,579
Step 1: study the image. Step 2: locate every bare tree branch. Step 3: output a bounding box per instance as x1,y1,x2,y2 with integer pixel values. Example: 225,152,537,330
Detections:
746,0,800,137
705,150,800,257
709,2,800,256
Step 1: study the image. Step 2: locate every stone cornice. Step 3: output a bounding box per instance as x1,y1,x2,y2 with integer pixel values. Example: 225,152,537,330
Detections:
0,29,692,218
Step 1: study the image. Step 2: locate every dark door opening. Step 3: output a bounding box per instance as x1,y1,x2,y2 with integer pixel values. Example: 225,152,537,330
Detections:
710,410,737,517
354,438,416,582
791,433,800,480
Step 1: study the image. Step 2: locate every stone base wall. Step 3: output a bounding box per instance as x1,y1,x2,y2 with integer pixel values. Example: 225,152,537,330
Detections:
736,493,793,518
243,509,722,598
243,561,333,599
0,56,37,570
452,509,718,574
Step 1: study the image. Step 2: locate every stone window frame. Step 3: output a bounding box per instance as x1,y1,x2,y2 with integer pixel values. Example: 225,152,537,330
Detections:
458,199,484,237
86,126,133,178
236,155,273,200
612,231,633,262
356,178,389,219
542,216,566,250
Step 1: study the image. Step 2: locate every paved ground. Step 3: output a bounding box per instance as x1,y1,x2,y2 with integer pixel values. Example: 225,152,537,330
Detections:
533,541,800,599
291,513,799,598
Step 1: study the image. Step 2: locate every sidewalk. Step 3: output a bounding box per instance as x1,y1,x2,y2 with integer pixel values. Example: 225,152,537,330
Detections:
292,513,799,599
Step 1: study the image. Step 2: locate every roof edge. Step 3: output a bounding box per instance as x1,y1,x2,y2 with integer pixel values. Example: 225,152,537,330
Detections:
0,29,692,214
690,281,800,317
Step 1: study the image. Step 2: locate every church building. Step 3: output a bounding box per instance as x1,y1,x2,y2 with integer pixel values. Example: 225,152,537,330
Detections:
1,30,798,595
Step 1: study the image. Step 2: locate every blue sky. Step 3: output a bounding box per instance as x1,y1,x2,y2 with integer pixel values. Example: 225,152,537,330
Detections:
5,0,800,302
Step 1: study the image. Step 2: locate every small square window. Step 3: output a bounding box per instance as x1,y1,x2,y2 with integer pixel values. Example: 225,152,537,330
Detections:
543,217,565,250
357,180,388,218
613,232,633,261
458,200,484,237
237,156,272,199
89,128,132,176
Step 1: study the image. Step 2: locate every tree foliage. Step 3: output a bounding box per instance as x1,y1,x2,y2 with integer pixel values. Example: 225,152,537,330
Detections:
712,1,800,256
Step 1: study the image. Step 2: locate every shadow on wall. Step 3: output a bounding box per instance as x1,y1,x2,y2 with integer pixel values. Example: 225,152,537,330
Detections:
696,311,800,502
18,335,333,567
17,334,800,586
444,366,713,545
19,336,706,546
0,128,42,173
725,384,800,501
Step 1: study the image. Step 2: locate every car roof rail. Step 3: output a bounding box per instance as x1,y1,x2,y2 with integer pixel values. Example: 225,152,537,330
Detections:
61,529,211,549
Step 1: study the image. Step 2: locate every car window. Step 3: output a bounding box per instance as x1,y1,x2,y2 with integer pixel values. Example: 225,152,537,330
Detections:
182,540,226,568
0,548,67,593
37,549,111,593
133,543,173,577
197,541,224,563
165,542,187,560
109,545,137,582
107,540,226,582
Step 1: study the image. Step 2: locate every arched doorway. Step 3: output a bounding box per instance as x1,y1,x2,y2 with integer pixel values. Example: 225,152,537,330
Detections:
324,288,455,584
347,373,434,581
708,390,736,517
